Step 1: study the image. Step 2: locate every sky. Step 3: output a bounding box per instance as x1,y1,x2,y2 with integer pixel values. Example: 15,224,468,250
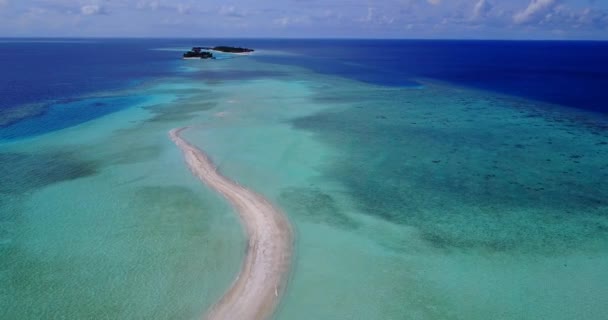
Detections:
0,0,607,39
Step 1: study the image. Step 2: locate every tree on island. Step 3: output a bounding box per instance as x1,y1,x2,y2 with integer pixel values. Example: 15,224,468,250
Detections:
212,46,254,53
183,49,214,59
182,46,255,59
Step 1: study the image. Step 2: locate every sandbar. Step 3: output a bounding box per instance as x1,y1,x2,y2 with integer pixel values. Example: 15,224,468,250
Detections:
169,127,293,320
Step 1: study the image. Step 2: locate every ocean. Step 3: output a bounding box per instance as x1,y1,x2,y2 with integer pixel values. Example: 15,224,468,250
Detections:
1,38,608,319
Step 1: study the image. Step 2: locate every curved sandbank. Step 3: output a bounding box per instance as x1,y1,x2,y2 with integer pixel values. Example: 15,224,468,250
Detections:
169,127,293,320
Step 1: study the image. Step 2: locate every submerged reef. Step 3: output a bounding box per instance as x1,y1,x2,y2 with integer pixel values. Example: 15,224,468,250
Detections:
0,103,47,127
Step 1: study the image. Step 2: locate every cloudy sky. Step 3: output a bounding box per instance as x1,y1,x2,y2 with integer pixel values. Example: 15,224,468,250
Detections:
0,0,607,39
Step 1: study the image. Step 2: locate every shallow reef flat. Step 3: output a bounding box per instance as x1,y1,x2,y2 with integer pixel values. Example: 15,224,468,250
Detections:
166,58,608,319
1,51,607,320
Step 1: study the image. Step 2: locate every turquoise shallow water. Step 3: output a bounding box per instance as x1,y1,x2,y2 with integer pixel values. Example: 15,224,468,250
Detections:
1,49,608,319
0,81,244,318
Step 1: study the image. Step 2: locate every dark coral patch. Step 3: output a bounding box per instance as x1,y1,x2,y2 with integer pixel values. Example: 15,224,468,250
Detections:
144,101,217,123
279,187,358,229
0,151,98,195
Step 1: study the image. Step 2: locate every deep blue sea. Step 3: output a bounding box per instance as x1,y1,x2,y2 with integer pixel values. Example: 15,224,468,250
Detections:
252,39,608,113
0,40,176,110
2,39,608,122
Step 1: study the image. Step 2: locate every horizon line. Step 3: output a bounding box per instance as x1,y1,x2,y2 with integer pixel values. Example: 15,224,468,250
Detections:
1,36,607,42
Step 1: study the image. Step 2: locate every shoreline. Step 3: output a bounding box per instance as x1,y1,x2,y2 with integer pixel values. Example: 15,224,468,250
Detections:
169,127,293,320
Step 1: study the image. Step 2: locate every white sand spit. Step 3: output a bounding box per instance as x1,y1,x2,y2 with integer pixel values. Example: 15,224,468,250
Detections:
169,127,293,320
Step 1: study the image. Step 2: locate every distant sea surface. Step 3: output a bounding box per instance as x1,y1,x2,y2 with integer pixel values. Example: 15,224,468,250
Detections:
255,39,608,113
2,39,608,115
1,39,607,319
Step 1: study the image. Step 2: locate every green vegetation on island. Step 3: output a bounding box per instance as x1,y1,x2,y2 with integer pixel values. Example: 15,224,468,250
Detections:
182,46,254,59
183,47,214,59
211,46,254,53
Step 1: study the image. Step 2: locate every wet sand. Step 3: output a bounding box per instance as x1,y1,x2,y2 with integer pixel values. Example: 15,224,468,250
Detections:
169,127,293,320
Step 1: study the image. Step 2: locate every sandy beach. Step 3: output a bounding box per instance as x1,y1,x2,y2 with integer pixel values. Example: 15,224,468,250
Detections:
169,127,293,320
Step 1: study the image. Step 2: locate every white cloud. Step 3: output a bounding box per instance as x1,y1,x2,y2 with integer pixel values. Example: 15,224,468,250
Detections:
136,0,159,10
274,16,290,26
310,9,343,22
219,5,245,18
81,4,104,16
358,6,396,25
473,0,492,19
176,4,190,15
542,6,608,29
513,0,558,24
273,15,309,27
364,7,374,22
575,7,608,29
1,0,607,39
510,0,607,29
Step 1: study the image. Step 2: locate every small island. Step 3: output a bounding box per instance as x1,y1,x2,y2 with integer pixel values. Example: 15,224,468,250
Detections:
183,47,214,59
182,46,255,59
211,46,254,53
